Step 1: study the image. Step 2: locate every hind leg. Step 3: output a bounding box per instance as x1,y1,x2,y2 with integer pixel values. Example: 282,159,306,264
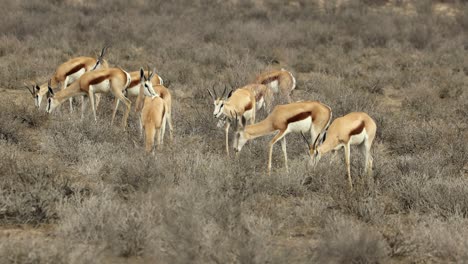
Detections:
160,115,167,146
81,96,88,120
111,97,120,125
111,86,131,128
167,111,174,142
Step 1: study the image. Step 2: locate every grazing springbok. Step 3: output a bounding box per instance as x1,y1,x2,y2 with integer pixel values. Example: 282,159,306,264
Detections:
46,67,132,127
137,69,167,152
302,112,377,190
112,68,173,141
26,47,108,112
233,101,332,175
208,85,256,156
244,83,274,113
254,68,296,103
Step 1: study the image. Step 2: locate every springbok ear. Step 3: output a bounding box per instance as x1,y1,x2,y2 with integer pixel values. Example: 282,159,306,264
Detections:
227,90,233,98
139,68,145,82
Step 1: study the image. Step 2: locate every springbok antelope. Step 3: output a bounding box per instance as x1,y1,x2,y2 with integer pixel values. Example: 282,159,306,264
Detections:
244,84,274,113
46,67,132,127
208,85,256,156
137,69,167,152
112,68,173,141
26,47,108,111
233,101,332,175
254,68,296,103
302,112,377,190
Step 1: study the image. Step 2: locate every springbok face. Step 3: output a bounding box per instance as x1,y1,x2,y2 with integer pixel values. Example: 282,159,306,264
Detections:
139,68,158,98
45,80,59,113
91,46,108,71
301,132,322,166
208,85,232,119
26,84,42,108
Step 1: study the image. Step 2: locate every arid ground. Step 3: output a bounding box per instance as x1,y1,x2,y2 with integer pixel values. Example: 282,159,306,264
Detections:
0,0,467,263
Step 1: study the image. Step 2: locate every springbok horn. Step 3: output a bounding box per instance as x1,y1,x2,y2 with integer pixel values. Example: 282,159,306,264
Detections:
207,89,215,100
145,65,150,80
221,84,227,98
301,132,311,146
312,132,322,150
24,85,34,96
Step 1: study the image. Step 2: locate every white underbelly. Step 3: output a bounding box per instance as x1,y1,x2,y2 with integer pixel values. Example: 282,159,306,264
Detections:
90,79,110,94
349,128,367,145
67,68,86,84
243,108,254,121
268,80,279,93
256,97,264,110
287,116,312,133
126,85,140,98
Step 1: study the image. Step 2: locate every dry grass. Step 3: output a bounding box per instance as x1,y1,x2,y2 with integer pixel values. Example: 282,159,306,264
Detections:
0,0,467,263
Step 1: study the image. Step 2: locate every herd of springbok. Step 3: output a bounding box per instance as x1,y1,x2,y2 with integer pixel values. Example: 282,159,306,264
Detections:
25,47,376,190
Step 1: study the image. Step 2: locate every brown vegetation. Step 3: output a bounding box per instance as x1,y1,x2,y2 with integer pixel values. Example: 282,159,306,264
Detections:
0,0,467,263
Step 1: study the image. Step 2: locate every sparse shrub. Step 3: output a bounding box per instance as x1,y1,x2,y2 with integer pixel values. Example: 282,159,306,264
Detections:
314,215,389,263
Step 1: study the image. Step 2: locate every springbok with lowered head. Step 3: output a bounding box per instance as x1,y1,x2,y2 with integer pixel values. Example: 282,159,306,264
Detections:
208,85,256,156
26,47,108,112
137,69,167,152
254,68,296,103
302,112,377,190
233,100,332,175
46,67,132,127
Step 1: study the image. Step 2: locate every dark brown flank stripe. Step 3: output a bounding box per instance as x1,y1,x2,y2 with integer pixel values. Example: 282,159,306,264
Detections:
65,64,85,76
89,75,110,85
245,101,253,111
287,111,311,123
350,121,365,136
128,78,141,88
261,75,279,85
255,90,264,101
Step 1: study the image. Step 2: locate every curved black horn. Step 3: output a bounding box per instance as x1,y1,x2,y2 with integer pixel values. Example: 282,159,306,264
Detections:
301,132,311,147
312,133,321,150
221,85,227,98
212,83,217,98
146,65,151,80
24,84,34,96
207,89,215,100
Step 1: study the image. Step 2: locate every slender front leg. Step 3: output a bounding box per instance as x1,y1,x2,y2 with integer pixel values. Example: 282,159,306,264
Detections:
88,90,97,122
281,137,288,174
224,122,230,156
344,143,352,191
63,76,74,113
268,130,286,176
